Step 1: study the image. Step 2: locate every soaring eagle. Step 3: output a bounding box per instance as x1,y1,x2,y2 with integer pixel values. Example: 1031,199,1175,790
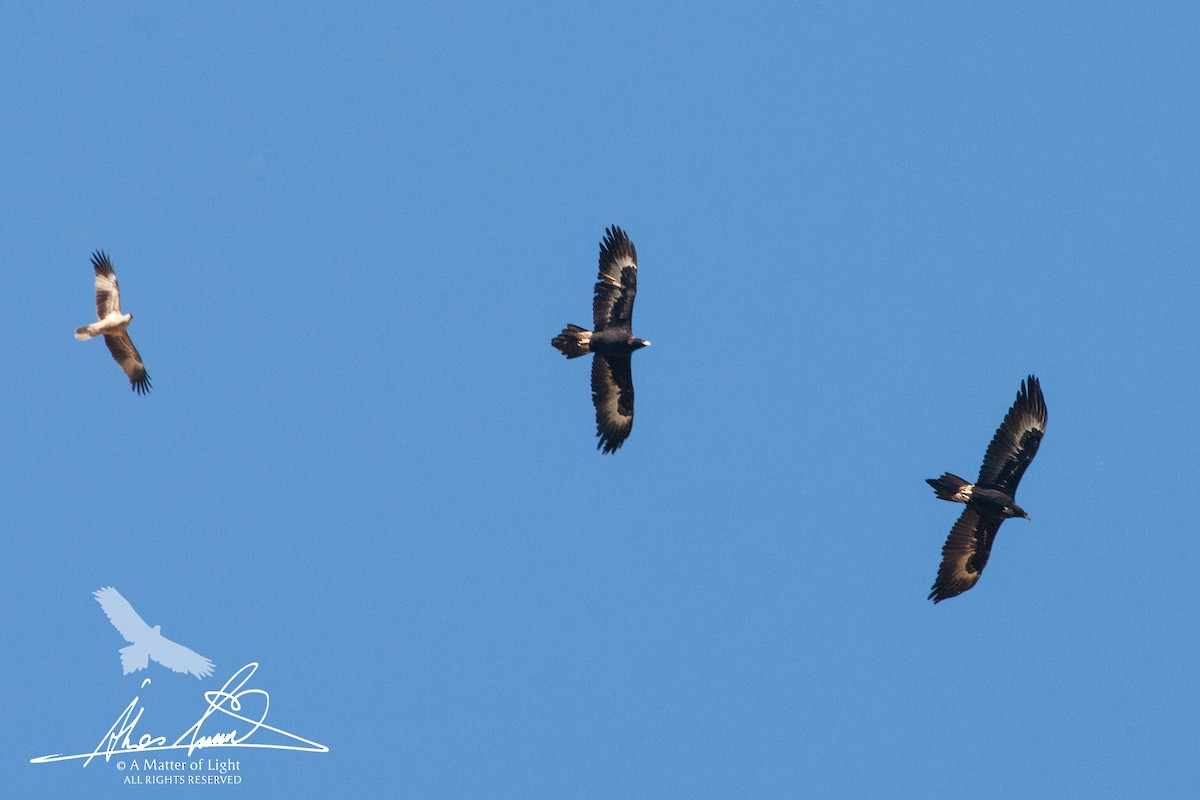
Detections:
551,226,650,453
926,375,1047,603
94,587,214,679
75,250,151,394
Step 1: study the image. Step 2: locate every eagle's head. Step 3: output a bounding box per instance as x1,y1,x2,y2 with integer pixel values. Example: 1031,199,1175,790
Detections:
1007,503,1030,521
632,338,651,350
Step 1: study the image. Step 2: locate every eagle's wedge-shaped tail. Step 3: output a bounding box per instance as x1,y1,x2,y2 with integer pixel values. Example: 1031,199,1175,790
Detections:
927,473,971,503
75,325,98,341
551,324,592,358
119,643,151,674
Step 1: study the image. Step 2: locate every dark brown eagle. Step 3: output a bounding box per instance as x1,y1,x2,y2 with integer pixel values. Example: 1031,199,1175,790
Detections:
926,375,1047,602
551,226,650,453
74,250,151,394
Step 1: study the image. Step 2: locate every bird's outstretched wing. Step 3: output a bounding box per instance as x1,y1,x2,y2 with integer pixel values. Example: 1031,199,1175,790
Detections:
977,375,1046,495
929,508,1004,603
591,353,635,454
94,587,154,644
592,226,638,330
103,332,151,394
91,250,122,319
150,636,215,679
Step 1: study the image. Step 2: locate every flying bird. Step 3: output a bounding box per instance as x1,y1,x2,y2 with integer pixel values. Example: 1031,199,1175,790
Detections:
93,587,214,678
551,226,651,453
926,375,1047,603
75,250,151,394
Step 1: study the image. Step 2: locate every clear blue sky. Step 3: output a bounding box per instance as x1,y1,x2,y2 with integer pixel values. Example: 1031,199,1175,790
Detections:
4,3,1198,797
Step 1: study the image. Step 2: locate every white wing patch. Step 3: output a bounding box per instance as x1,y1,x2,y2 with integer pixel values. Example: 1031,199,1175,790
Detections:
95,271,122,317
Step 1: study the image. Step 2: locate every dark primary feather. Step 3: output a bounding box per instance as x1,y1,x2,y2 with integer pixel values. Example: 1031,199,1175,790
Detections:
591,353,635,454
91,249,115,278
592,225,638,329
928,508,1003,603
104,333,152,395
977,375,1047,495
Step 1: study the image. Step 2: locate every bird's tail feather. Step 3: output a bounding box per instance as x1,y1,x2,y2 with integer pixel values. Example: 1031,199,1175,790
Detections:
119,644,149,675
551,324,592,358
75,325,97,341
926,472,973,502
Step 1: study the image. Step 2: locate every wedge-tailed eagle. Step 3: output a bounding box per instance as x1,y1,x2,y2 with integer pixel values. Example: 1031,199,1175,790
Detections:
551,226,650,453
926,375,1047,603
94,587,214,678
75,250,151,394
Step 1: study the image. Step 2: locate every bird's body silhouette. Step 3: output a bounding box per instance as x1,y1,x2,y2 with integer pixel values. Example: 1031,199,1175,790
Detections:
75,251,151,394
926,376,1047,602
93,587,213,678
551,226,651,453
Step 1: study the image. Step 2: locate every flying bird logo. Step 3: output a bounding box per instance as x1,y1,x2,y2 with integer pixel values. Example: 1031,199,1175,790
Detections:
93,587,214,679
75,250,152,394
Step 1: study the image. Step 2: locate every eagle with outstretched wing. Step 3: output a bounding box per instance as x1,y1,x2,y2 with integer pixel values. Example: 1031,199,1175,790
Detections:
925,375,1047,602
551,226,651,453
94,587,213,678
75,251,151,394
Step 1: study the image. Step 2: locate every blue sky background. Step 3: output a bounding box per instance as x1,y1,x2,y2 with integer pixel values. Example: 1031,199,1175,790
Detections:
3,2,1198,797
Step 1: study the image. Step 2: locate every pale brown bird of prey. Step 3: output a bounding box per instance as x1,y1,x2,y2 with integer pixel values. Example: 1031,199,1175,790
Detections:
551,226,650,453
926,375,1047,603
75,250,151,394
94,587,214,679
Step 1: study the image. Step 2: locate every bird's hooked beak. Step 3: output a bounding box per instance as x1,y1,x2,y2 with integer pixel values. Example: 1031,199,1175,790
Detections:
639,339,651,348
